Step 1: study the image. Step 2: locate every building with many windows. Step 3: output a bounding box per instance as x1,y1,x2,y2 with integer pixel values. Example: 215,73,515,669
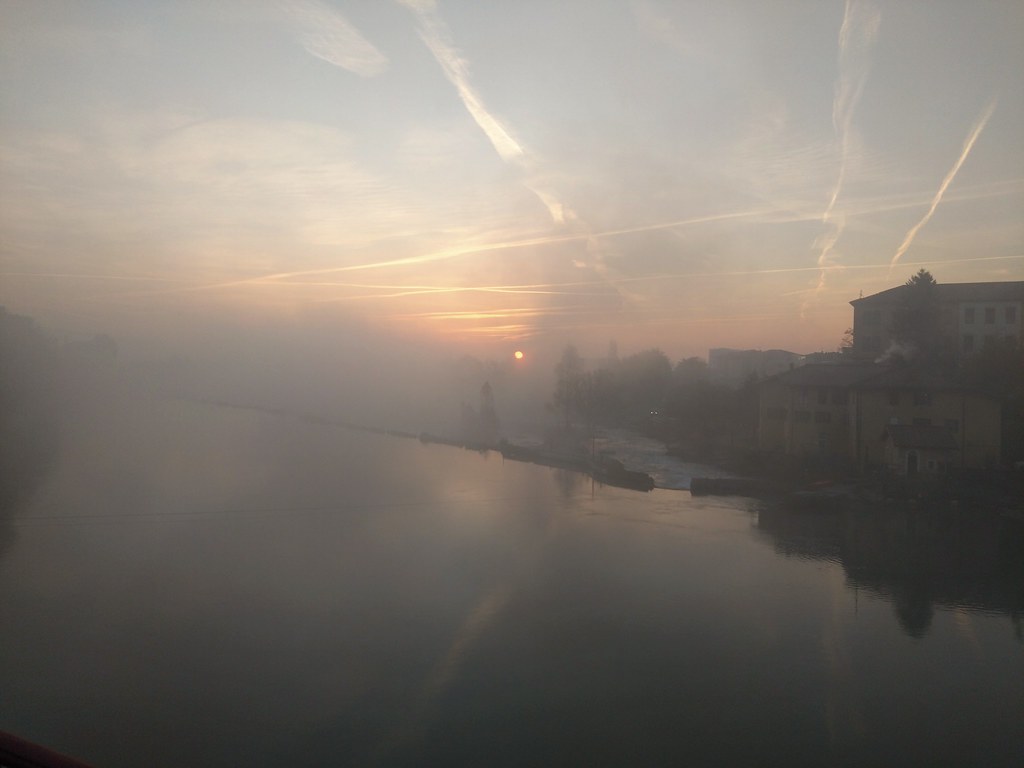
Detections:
849,281,1023,361
757,363,1003,473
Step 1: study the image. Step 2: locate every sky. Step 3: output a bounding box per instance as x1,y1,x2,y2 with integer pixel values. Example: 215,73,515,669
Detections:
1,0,1022,362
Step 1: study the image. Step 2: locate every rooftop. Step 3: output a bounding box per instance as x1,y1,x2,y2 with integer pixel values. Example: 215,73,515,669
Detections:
760,361,1003,398
850,281,1024,307
761,362,886,388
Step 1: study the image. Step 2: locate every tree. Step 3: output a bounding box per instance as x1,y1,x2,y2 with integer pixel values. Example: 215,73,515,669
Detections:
553,344,584,429
577,368,620,430
673,357,709,384
889,269,943,362
479,381,499,442
617,348,672,417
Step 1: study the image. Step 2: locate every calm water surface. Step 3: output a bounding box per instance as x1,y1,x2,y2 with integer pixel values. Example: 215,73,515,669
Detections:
1,397,1022,767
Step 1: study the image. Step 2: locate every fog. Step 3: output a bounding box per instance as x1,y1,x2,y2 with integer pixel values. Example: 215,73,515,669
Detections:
51,309,560,430
3,0,1024,763
2,304,1024,767
0,302,569,544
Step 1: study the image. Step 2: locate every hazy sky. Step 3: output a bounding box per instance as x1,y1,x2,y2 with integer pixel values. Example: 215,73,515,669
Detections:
2,0,1022,360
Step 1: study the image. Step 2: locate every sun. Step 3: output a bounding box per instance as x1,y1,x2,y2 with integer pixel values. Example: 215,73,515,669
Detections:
514,350,524,360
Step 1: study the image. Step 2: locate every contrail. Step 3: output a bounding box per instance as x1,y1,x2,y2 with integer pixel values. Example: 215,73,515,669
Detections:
79,213,1022,305
396,2,522,162
283,252,1018,305
412,15,523,162
49,207,776,303
396,0,571,225
196,207,772,286
812,0,879,302
826,0,879,221
268,256,1024,307
889,99,997,270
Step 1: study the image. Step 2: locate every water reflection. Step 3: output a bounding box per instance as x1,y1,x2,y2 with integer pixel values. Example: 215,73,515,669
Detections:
756,503,1024,638
0,433,58,561
553,467,588,499
4,396,1023,767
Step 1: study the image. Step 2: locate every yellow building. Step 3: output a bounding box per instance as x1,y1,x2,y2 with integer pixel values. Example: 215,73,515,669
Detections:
758,363,881,462
758,363,1003,472
883,425,958,475
848,366,1002,471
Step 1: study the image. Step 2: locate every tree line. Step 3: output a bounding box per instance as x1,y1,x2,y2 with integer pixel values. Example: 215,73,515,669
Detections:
551,343,758,461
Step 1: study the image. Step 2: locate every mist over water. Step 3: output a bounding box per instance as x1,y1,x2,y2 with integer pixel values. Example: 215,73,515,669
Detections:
1,387,1021,767
3,1,1023,763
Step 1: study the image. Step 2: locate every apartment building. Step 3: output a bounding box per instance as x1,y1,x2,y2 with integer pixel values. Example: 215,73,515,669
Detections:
849,281,1023,361
757,363,1002,473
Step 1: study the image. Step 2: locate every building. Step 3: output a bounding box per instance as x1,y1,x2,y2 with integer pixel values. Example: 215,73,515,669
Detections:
851,365,1002,470
849,281,1024,361
758,362,1003,471
757,362,880,462
883,425,959,476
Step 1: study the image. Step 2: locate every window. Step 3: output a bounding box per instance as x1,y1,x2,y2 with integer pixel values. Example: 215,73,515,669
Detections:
831,389,848,405
984,334,995,348
817,388,828,405
912,417,932,426
964,307,975,324
1007,306,1018,324
814,411,831,424
945,419,959,433
963,334,974,353
985,307,995,324
767,407,787,421
888,391,899,406
912,391,932,406
794,410,811,423
863,309,881,326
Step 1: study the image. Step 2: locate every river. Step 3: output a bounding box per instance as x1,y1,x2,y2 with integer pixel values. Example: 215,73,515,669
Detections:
1,395,1021,767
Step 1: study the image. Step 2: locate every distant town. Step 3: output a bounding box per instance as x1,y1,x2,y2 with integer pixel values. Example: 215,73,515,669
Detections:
4,270,1023,509
532,270,1023,504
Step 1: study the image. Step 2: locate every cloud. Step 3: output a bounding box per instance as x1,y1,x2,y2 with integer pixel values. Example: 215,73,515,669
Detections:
631,0,697,57
889,99,998,270
396,0,437,12
281,0,387,76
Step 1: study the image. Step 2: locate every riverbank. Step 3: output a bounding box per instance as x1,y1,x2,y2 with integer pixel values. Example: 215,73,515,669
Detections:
419,433,656,492
185,398,1024,514
686,443,1024,516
